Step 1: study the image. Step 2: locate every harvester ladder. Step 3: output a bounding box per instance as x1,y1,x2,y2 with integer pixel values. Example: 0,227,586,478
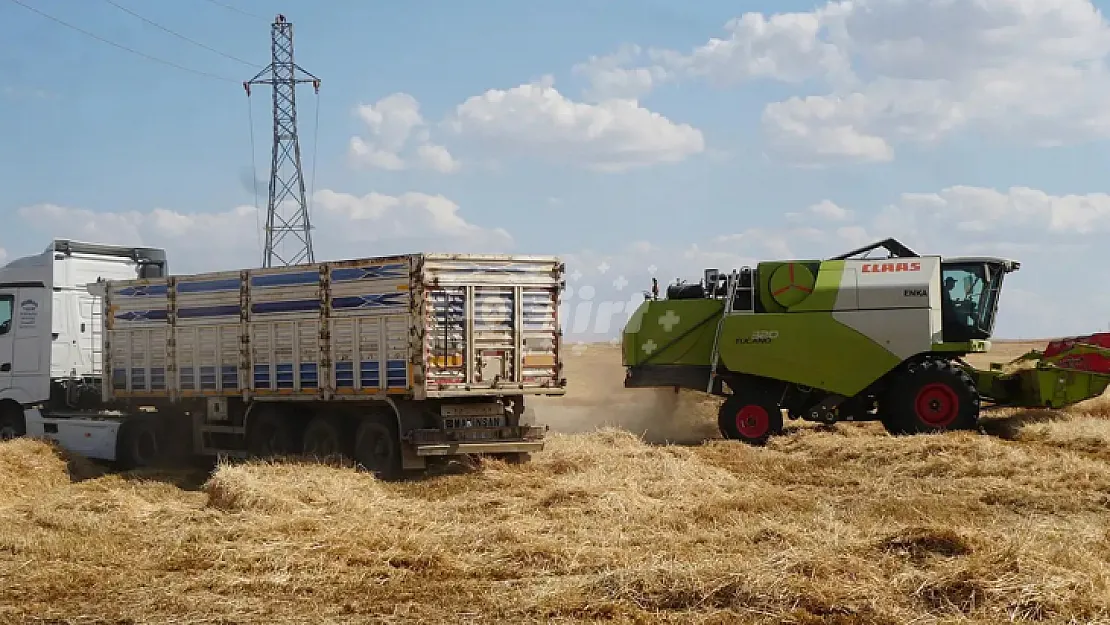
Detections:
706,271,739,393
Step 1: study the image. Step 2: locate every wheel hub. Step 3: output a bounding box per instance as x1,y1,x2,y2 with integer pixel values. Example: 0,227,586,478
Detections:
914,383,960,427
735,405,770,439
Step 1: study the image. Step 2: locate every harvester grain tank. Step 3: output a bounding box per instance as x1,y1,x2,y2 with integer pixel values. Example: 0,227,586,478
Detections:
621,238,1110,444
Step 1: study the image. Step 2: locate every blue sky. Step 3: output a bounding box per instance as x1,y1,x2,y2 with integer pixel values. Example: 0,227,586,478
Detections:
4,0,1110,339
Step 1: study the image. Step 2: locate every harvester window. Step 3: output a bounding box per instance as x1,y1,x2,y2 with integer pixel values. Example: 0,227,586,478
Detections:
0,295,12,335
940,263,998,341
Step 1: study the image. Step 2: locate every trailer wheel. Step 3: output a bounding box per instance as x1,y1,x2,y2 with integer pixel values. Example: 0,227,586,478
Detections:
353,418,403,481
881,359,979,435
246,409,297,458
117,417,160,470
718,394,783,446
0,403,26,441
302,415,353,460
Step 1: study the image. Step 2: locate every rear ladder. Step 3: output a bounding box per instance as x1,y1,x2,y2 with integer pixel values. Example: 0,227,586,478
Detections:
706,268,756,393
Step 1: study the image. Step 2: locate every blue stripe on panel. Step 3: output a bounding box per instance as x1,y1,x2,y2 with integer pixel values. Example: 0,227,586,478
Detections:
250,271,319,288
386,359,406,387
300,363,318,389
180,367,195,390
251,300,321,314
275,363,294,389
178,305,242,319
331,293,406,310
253,365,270,389
335,361,354,388
177,278,241,294
116,284,169,297
130,368,146,391
221,365,238,389
359,361,380,388
330,264,407,282
114,309,168,322
200,366,218,390
150,367,166,391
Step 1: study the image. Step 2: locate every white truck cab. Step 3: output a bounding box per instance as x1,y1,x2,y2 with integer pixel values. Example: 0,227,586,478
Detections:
0,239,167,445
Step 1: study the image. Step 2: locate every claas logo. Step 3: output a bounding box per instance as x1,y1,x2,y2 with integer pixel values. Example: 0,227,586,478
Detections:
861,261,922,273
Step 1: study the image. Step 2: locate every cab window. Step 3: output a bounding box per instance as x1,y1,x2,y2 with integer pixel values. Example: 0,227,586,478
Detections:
0,295,12,336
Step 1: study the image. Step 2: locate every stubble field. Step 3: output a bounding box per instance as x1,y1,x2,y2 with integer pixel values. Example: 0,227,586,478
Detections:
1,340,1109,624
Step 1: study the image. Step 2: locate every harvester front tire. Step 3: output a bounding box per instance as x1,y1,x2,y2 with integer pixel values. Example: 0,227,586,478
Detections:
718,394,783,446
881,359,979,435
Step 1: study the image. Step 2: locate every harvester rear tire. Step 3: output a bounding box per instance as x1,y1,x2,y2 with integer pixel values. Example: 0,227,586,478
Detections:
718,394,783,446
880,359,979,435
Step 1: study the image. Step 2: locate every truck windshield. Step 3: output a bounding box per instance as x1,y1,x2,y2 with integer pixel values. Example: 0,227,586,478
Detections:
939,262,1005,341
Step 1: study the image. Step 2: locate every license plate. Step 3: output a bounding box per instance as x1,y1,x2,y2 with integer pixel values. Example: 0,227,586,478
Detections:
443,416,505,429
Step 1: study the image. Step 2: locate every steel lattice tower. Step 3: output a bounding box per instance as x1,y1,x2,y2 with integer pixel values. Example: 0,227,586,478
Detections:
244,14,320,268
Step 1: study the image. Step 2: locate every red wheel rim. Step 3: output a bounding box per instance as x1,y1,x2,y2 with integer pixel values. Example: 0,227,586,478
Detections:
735,405,770,439
914,383,960,427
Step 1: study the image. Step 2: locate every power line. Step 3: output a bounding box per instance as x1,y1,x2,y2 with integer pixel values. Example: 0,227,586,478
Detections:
101,0,262,68
199,0,266,21
6,0,238,83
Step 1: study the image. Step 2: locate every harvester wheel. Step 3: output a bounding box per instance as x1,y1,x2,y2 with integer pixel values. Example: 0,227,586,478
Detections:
718,394,783,446
881,359,979,435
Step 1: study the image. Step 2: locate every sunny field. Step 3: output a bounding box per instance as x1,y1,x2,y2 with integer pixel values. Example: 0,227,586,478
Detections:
0,341,1108,624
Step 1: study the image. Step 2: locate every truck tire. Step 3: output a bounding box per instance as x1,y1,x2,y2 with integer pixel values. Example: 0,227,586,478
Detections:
717,394,783,446
0,403,26,441
246,408,297,458
880,359,979,435
116,416,160,470
302,415,353,460
353,418,403,481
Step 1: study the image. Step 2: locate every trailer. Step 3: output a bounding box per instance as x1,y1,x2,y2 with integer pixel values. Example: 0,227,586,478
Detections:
0,240,566,478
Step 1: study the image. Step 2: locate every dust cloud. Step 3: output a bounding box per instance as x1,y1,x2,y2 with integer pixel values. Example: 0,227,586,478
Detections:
529,344,721,445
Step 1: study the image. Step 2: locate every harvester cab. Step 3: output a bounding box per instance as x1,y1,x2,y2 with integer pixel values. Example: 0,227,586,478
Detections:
619,237,1109,445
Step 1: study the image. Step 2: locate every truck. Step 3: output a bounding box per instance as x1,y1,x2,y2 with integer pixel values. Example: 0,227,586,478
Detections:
0,239,566,478
621,238,1110,444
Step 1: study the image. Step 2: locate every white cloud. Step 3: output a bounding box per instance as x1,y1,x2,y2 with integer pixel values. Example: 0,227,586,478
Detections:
875,185,1110,239
572,44,671,101
584,0,1110,164
13,190,511,274
415,144,461,173
312,190,511,248
446,76,705,172
786,199,854,223
349,93,460,173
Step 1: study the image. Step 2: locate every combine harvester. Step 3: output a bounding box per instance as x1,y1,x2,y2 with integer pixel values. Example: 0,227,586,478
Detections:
622,238,1110,444
0,240,565,477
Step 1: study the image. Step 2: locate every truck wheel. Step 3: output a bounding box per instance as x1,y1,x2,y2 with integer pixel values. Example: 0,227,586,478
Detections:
718,394,783,446
246,409,297,458
0,404,26,441
117,417,160,470
881,359,979,435
302,415,352,460
353,419,402,480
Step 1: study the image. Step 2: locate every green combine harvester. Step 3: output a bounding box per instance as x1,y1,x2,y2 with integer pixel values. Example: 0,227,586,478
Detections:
621,238,1110,444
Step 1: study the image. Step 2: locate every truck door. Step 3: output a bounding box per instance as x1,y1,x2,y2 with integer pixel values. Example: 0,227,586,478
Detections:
0,290,13,389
